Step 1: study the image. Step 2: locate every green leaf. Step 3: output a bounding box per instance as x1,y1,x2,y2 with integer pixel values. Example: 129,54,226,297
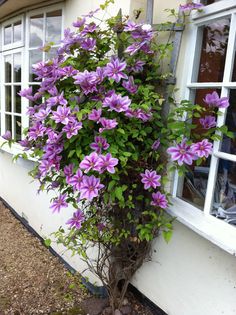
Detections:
44,238,51,247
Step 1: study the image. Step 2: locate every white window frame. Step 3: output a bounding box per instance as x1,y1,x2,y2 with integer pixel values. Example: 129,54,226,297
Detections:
0,3,64,155
169,0,236,254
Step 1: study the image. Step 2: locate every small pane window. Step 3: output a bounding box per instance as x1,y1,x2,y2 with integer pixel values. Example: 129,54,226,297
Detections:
46,10,62,44
4,25,11,45
13,21,22,42
14,86,21,114
5,86,12,112
4,55,12,83
29,50,42,82
5,115,12,133
30,14,44,48
14,116,21,141
13,53,21,82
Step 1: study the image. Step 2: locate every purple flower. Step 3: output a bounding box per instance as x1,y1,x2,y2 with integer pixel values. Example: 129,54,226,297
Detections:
131,60,146,73
167,139,196,166
34,107,51,121
125,109,152,121
88,108,102,121
50,194,68,213
199,115,216,129
131,24,153,41
64,164,74,180
102,93,131,113
97,153,118,174
80,175,104,200
179,3,204,12
141,170,161,190
18,87,35,101
152,139,160,151
124,20,138,32
51,106,71,125
80,38,96,50
90,136,109,154
73,17,86,28
79,152,101,173
99,118,118,133
122,76,138,94
125,42,145,55
82,9,100,18
105,57,128,83
39,160,52,177
81,22,97,35
204,91,229,108
47,93,68,107
2,130,12,140
151,191,168,209
69,169,84,190
66,209,85,229
191,139,213,158
74,70,98,95
28,122,46,140
62,120,83,138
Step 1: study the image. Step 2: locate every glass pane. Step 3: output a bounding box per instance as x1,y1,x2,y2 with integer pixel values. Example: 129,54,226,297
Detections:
5,86,12,112
45,47,58,60
13,53,21,82
4,25,11,45
220,90,236,154
177,158,211,210
201,0,224,4
29,49,43,81
194,18,230,83
14,86,21,114
212,158,236,226
14,116,21,141
29,84,41,107
13,21,22,42
5,115,12,133
46,10,62,44
30,14,43,48
5,55,12,83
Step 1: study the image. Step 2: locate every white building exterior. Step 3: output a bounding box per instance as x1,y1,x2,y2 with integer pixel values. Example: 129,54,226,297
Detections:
0,0,236,314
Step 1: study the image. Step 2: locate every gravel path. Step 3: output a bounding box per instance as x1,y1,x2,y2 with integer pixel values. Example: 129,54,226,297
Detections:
0,201,89,315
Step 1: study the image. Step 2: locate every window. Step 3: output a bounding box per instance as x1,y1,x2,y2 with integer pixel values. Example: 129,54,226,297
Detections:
173,1,236,233
0,5,63,141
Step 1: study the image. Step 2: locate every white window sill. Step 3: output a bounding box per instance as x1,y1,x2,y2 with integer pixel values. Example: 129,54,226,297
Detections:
167,198,236,255
0,138,37,162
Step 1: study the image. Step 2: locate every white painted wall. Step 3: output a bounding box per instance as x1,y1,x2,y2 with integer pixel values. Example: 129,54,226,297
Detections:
1,1,236,315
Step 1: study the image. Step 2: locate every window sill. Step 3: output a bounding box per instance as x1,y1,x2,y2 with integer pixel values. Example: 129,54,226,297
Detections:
167,198,236,256
0,138,37,162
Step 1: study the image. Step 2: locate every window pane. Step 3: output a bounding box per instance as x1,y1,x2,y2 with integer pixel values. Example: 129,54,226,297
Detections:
14,86,21,114
5,86,12,112
201,0,224,4
13,53,21,82
30,14,43,48
220,90,236,154
212,158,236,226
4,25,11,45
46,10,62,44
14,116,21,141
45,47,58,61
29,50,42,81
5,55,12,83
5,115,12,133
194,18,230,83
13,21,22,42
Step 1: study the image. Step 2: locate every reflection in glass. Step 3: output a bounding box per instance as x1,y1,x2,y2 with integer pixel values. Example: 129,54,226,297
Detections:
30,14,43,47
14,86,21,114
13,21,21,42
13,53,21,82
5,115,12,133
14,116,21,141
177,158,211,209
5,55,12,83
212,158,236,225
5,86,11,112
29,50,42,82
195,18,230,83
4,25,11,45
220,90,236,155
46,10,62,44
201,0,224,4
45,47,58,60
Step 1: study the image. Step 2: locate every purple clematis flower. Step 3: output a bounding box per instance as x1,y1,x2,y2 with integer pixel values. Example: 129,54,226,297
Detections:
141,170,161,190
74,70,98,95
124,20,138,32
151,191,168,209
125,42,145,56
34,107,51,121
204,91,229,108
47,93,68,107
1,130,12,140
50,194,68,213
167,139,196,165
102,93,131,112
69,169,84,190
122,76,138,94
80,175,104,200
191,139,213,158
79,152,101,173
51,106,71,125
62,120,83,138
66,209,85,229
97,153,118,174
90,136,109,154
152,139,160,151
73,17,86,28
99,118,118,133
199,115,216,129
131,60,146,73
38,160,52,177
28,122,47,140
80,38,96,51
88,108,102,122
105,57,128,83
179,3,204,12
